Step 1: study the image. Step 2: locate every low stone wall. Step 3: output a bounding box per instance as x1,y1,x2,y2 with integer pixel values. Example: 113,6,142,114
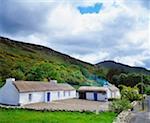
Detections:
113,101,139,123
113,110,132,123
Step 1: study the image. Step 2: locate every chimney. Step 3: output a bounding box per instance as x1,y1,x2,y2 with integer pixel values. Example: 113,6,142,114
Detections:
6,78,15,84
50,80,57,84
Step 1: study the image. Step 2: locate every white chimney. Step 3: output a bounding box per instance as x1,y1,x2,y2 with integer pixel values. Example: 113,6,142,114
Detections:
50,80,57,84
6,78,15,84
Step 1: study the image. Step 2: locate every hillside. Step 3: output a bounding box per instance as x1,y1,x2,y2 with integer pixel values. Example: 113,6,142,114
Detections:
0,36,149,87
96,61,150,87
96,60,150,75
0,36,95,86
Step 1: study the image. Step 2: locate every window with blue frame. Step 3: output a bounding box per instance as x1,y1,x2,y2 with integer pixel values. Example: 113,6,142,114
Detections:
28,94,32,101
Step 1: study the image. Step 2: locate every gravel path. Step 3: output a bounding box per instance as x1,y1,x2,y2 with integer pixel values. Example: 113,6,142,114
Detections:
23,99,109,112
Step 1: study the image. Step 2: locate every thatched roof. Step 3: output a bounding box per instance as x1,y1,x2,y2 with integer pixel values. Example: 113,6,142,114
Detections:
78,84,119,93
78,86,107,92
13,81,75,93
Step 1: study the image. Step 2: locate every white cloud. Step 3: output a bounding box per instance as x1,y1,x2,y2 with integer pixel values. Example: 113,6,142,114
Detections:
114,51,150,67
0,0,149,68
75,51,109,64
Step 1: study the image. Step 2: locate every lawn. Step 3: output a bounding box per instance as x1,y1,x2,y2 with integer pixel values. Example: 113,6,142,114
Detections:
0,108,116,123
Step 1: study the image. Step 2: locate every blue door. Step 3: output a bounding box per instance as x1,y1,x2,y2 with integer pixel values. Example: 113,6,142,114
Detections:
47,92,50,102
94,92,97,101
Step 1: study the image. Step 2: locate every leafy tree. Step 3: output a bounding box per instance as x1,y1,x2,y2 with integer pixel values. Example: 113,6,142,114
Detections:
111,75,120,86
144,85,150,95
0,77,5,87
26,62,53,81
109,99,132,114
80,67,90,78
119,85,142,102
10,70,25,80
106,69,121,82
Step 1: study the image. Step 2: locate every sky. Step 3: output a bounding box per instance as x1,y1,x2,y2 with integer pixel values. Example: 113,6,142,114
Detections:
0,0,150,69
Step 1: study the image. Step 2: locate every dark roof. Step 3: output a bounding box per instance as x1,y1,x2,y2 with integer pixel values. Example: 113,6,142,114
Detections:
13,81,75,93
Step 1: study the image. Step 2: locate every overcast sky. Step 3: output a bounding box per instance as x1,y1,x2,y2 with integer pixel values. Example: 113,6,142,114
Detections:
0,0,149,69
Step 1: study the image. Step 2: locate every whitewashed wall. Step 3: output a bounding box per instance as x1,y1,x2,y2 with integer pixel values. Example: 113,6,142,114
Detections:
20,90,76,105
115,91,121,99
0,78,19,105
45,90,76,102
107,90,121,99
86,92,107,101
86,92,94,100
0,78,76,105
97,93,107,101
106,89,112,99
19,92,45,105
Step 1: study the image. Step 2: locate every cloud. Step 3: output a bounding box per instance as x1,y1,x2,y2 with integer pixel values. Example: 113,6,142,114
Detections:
0,0,149,69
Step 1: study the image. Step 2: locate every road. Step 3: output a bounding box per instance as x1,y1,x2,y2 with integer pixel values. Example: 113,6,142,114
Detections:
129,112,150,123
129,96,150,123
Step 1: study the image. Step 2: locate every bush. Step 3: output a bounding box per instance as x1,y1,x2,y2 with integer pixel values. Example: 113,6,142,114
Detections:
10,70,25,80
145,85,150,95
120,85,142,102
109,99,132,114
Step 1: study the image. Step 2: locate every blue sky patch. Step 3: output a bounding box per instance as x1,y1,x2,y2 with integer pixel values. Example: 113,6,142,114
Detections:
78,3,103,14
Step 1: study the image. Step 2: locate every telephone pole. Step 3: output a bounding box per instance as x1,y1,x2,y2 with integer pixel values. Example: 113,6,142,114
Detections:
141,74,144,111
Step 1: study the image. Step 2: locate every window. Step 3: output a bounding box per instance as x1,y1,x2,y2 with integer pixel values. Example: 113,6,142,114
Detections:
28,94,32,101
58,91,60,98
63,91,65,97
68,91,71,96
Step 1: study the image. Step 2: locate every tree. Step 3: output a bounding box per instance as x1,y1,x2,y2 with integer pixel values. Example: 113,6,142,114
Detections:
145,85,150,95
119,85,142,102
109,99,132,114
106,69,121,82
26,62,54,81
10,70,25,80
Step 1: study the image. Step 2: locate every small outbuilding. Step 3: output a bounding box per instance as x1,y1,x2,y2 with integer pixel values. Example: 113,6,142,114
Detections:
78,84,120,101
0,78,76,106
78,86,108,101
105,84,121,99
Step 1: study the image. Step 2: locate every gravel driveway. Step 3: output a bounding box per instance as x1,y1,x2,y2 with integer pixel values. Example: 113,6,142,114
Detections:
23,99,110,112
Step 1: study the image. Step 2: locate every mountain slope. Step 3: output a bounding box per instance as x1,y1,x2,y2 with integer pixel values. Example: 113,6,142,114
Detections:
0,36,95,86
96,60,150,75
0,36,149,87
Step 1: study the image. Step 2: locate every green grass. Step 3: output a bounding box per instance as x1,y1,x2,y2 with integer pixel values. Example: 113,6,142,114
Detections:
0,108,116,123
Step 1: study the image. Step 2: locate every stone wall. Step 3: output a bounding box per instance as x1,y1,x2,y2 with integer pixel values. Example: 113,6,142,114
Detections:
113,101,138,123
113,110,132,123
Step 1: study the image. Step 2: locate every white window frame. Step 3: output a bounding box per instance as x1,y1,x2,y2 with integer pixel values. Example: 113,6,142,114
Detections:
58,91,60,98
63,91,65,97
68,91,71,96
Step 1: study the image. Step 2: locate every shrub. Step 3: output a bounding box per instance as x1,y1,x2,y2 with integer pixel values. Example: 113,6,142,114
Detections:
145,85,150,95
109,99,132,114
120,85,142,102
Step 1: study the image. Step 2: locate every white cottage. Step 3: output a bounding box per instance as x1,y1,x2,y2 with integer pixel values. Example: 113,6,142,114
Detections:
78,86,108,101
78,85,120,101
0,78,76,106
104,84,121,99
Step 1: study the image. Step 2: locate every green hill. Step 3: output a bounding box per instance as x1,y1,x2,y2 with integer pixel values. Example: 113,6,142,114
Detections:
0,36,96,86
0,36,149,88
96,60,150,75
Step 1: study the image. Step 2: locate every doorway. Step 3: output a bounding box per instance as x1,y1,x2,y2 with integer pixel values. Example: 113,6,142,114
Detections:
47,92,50,102
94,92,97,101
